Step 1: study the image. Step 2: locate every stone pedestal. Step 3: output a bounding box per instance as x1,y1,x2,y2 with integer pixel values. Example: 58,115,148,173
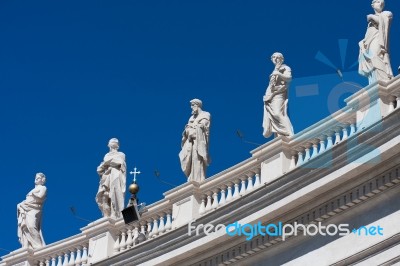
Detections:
164,181,201,229
80,217,119,264
251,138,292,184
0,248,34,266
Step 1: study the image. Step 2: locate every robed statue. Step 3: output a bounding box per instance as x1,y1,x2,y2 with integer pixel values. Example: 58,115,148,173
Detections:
179,99,211,182
17,173,47,249
96,138,127,218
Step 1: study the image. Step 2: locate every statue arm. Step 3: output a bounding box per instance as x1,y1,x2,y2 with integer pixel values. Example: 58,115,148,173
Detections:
97,160,107,175
367,14,379,24
198,114,211,140
271,66,292,82
280,66,292,81
181,124,191,147
199,118,210,133
32,186,47,199
119,153,126,173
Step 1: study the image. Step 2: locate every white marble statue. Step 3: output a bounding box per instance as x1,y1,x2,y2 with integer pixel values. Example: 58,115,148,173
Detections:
263,52,294,138
17,173,47,249
359,0,393,84
179,99,211,182
96,138,127,218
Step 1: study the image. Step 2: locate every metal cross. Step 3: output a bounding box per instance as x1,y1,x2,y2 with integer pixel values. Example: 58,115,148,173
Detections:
129,167,141,182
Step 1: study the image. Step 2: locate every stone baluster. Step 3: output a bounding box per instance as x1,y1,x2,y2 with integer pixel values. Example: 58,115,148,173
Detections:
45,259,51,266
39,261,45,266
75,247,82,265
226,183,233,202
205,192,213,212
68,250,75,266
141,222,146,235
56,255,63,266
246,173,254,192
158,215,166,234
303,143,311,162
126,228,133,249
349,121,356,136
132,226,139,245
113,233,121,254
239,178,247,196
165,211,172,231
151,217,159,237
81,246,88,264
319,136,326,154
146,220,153,238
334,128,341,145
51,257,57,266
218,186,226,206
289,152,297,170
326,132,334,149
342,125,349,141
119,231,127,251
396,95,400,110
232,180,240,200
296,148,304,166
62,253,69,266
199,196,206,215
310,139,319,159
211,189,219,209
253,171,261,188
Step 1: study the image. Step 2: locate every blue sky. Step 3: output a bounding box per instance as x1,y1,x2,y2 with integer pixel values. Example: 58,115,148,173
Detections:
1,0,399,254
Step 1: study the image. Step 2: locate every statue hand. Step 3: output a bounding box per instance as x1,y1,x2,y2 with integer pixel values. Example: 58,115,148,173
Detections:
271,70,280,76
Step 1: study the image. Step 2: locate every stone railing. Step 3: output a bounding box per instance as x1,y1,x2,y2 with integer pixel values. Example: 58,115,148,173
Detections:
197,161,261,216
285,104,357,170
112,199,173,255
193,103,357,219
0,233,89,266
34,242,89,266
385,76,400,113
2,75,399,266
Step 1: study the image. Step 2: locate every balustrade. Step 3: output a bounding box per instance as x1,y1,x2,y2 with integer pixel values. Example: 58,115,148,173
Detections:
197,169,261,216
36,245,88,266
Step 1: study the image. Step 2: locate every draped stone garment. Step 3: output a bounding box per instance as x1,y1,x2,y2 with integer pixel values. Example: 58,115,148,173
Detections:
96,151,126,218
359,11,393,83
263,64,294,138
179,111,211,182
17,185,47,249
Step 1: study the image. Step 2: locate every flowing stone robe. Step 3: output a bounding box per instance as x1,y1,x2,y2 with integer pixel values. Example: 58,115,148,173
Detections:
179,110,211,182
96,151,126,218
17,185,47,249
359,10,393,83
263,64,294,138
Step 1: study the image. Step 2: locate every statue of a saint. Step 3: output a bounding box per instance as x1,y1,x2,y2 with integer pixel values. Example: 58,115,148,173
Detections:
262,52,294,138
17,173,47,249
96,138,127,218
179,99,211,182
359,0,393,84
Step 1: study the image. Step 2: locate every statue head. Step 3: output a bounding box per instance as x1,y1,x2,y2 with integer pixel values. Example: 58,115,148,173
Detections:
271,52,284,65
35,173,46,185
108,138,120,150
372,0,384,12
190,99,203,114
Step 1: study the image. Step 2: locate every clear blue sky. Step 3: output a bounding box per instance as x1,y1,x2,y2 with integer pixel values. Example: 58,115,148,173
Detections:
1,0,399,254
